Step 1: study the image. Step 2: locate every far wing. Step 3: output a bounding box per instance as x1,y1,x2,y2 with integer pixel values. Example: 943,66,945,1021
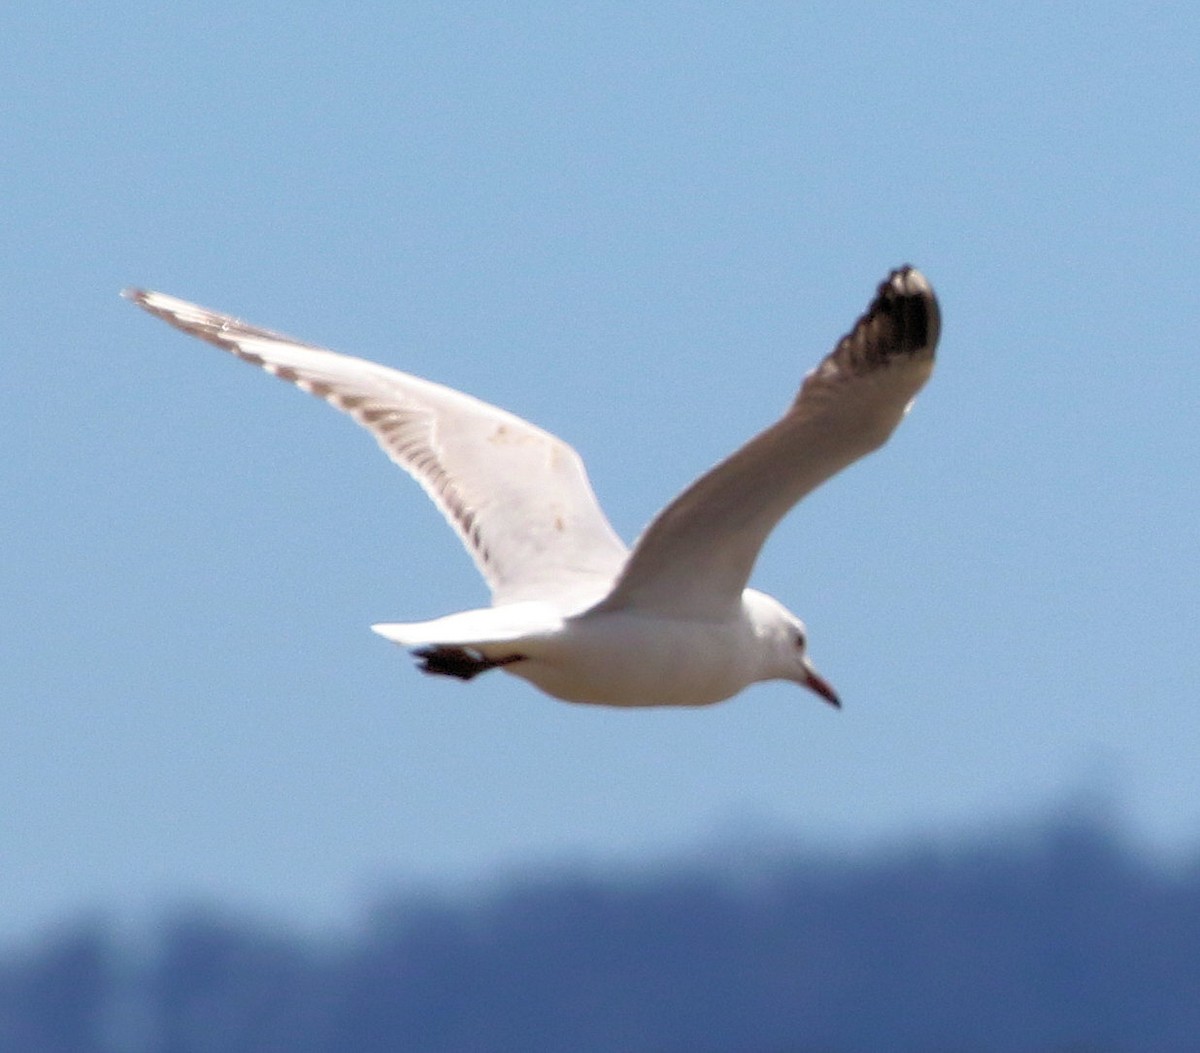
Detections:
125,290,628,607
596,267,939,619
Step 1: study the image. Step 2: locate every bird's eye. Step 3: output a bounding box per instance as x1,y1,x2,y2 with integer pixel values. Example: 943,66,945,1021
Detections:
794,631,807,650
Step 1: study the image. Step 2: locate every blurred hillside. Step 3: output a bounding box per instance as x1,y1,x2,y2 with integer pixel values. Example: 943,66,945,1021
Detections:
3,807,1197,1053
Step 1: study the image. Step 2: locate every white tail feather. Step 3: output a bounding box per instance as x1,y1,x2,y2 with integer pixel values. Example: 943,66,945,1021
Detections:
371,602,563,649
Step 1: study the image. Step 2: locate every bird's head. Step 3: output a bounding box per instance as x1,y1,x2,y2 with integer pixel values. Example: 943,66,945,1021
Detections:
746,590,841,708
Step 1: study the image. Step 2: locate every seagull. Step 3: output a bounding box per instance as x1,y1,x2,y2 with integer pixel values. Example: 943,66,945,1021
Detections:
125,267,938,709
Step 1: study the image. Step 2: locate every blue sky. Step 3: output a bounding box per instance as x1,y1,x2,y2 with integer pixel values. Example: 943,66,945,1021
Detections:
3,2,1198,943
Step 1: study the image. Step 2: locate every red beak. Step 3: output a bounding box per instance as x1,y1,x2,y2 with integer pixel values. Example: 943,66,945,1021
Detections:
804,669,841,709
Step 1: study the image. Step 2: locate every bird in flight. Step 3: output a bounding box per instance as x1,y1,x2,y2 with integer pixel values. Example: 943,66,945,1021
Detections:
126,267,938,708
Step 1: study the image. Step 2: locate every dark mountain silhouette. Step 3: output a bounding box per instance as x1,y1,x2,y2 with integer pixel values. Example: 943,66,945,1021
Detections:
3,807,1197,1052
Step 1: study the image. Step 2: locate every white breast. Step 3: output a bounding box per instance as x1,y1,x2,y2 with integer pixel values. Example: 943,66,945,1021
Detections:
505,609,763,707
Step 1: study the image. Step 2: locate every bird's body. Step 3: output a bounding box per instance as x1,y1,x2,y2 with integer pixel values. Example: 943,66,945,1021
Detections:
379,588,790,707
514,598,772,708
126,267,939,709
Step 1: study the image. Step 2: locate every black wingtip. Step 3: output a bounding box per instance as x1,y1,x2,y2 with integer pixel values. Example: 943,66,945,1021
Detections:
878,265,940,356
830,266,940,374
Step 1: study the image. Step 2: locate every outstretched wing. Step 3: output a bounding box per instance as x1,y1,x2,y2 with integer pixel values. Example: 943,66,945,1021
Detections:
125,290,628,607
597,266,939,619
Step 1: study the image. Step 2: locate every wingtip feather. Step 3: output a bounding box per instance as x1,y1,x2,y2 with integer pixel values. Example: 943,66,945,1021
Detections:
827,265,940,377
879,265,940,356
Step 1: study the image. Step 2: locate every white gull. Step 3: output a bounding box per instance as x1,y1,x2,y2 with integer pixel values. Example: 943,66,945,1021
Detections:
125,267,939,708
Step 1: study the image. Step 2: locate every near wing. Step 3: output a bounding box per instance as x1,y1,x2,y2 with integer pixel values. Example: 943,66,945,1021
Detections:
124,290,628,607
597,266,940,619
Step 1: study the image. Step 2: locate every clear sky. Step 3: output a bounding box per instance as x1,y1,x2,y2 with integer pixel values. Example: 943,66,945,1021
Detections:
3,2,1198,944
